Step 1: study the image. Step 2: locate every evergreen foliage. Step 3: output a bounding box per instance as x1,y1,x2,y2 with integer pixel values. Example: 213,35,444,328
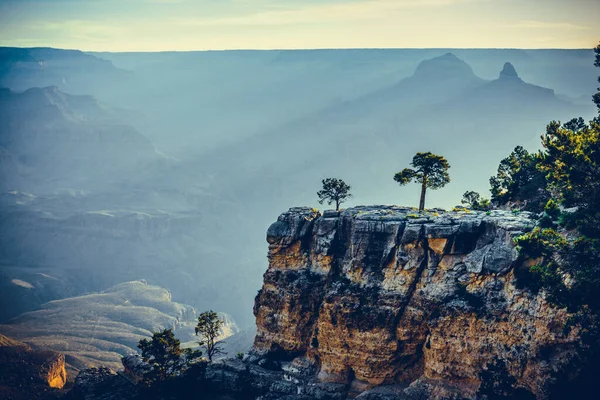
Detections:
138,329,202,385
461,191,491,211
539,120,600,236
195,310,225,363
489,146,549,212
394,152,450,211
317,178,353,211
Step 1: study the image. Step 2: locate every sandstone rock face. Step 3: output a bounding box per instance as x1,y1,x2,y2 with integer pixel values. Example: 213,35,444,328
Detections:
253,206,584,399
0,333,67,399
45,352,68,389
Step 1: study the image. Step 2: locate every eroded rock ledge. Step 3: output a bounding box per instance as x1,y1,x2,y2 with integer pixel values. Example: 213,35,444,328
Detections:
252,206,583,399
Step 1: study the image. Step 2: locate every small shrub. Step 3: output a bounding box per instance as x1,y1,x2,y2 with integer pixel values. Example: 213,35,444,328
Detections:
452,206,471,213
544,199,560,219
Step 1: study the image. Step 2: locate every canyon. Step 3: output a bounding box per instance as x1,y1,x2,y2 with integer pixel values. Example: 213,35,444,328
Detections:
1,47,599,399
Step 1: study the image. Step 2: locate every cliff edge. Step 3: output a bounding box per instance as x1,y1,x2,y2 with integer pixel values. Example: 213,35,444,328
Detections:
252,206,585,399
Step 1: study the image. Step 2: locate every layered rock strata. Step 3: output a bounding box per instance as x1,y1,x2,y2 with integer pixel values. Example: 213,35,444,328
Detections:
253,206,584,399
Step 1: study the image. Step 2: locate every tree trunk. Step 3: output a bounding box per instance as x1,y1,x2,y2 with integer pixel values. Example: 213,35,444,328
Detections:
336,199,340,211
419,175,427,211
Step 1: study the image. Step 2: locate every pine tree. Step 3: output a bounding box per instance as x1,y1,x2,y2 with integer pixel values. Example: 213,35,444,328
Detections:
394,152,450,211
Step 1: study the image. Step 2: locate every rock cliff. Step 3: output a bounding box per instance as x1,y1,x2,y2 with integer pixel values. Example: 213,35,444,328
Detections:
252,206,586,399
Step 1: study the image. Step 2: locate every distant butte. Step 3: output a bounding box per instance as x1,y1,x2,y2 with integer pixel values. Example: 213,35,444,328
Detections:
499,62,521,79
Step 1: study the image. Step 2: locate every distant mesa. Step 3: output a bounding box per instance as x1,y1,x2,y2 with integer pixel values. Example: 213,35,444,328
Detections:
413,52,476,79
499,62,521,80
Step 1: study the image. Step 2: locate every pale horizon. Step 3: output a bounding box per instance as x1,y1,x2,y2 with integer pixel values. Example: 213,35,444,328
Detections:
1,0,598,52
1,46,597,53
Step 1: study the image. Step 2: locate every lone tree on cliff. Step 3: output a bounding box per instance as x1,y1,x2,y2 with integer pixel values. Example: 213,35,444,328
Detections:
394,152,450,211
317,178,353,211
195,310,224,363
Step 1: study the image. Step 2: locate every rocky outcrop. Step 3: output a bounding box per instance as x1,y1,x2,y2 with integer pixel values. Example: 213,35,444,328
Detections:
67,367,137,400
0,334,67,399
252,206,586,399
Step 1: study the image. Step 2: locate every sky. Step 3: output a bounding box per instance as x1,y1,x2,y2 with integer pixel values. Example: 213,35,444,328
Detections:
0,0,599,51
